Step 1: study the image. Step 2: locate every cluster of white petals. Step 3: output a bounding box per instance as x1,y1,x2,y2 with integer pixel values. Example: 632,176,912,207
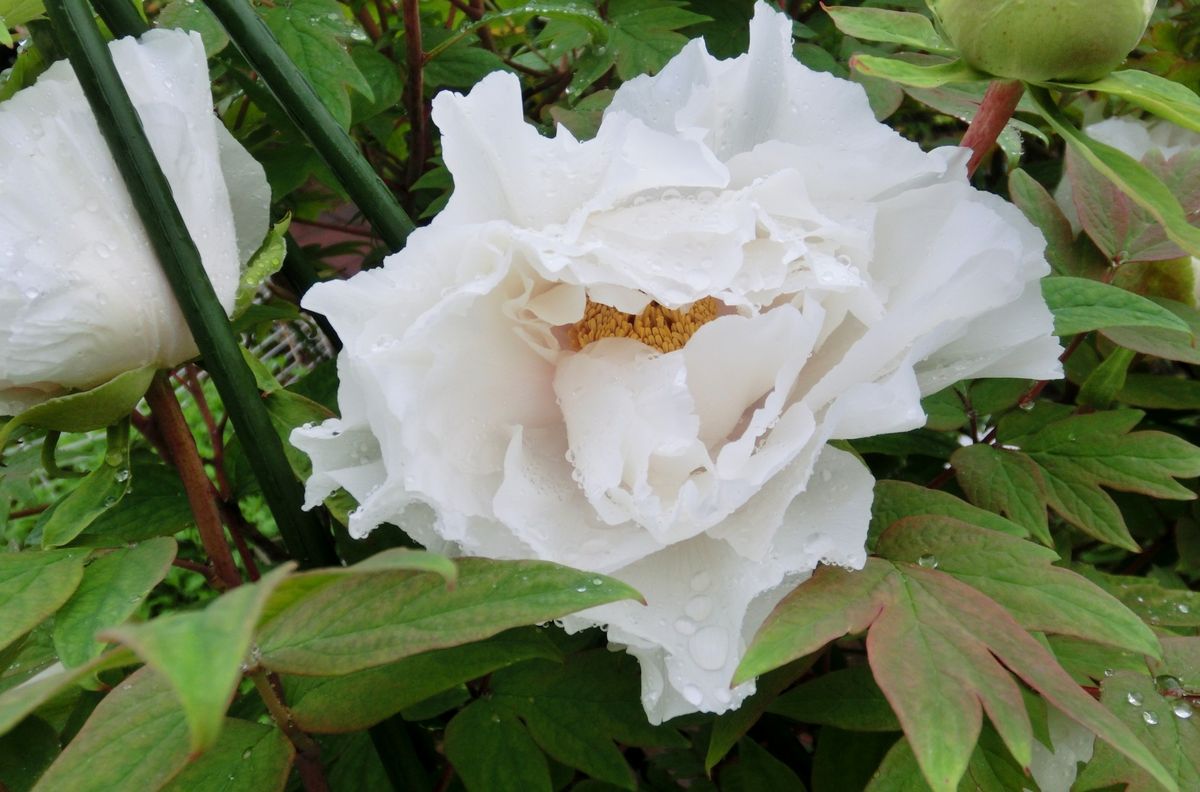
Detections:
293,2,1063,721
0,29,270,416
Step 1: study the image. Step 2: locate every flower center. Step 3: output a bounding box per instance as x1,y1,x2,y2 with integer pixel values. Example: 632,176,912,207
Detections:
569,297,720,353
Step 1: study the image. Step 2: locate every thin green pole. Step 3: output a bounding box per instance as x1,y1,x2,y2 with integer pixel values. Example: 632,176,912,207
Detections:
203,0,415,251
42,0,339,569
90,0,146,38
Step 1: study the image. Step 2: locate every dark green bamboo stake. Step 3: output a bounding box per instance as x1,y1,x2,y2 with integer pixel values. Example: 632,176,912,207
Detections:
91,0,146,38
43,0,338,569
203,0,415,251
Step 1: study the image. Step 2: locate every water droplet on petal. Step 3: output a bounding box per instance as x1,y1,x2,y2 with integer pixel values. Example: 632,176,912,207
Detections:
1143,710,1159,726
688,626,729,671
674,618,697,636
690,571,711,592
1174,702,1193,720
682,685,703,706
1127,691,1145,706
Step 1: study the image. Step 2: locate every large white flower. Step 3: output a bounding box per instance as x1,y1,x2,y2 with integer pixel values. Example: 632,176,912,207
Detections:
0,29,270,416
293,2,1062,722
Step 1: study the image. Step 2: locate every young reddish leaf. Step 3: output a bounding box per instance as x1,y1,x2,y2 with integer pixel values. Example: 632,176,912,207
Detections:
952,445,1051,545
0,550,87,654
100,565,294,753
737,560,1177,792
869,480,1028,544
31,667,190,792
875,517,1160,658
1008,169,1079,276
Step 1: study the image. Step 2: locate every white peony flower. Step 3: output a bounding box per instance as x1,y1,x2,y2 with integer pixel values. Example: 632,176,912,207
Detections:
0,29,270,416
292,2,1062,722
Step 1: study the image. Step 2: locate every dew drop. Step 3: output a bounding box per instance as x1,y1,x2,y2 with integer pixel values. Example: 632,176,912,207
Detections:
1178,603,1191,615
1103,668,1116,677
688,626,729,672
591,578,603,586
1143,710,1159,726
1174,702,1193,720
682,685,703,706
917,554,939,569
685,596,712,621
674,618,697,636
114,468,130,483
574,585,588,593
1019,400,1035,411
690,571,711,592
242,749,253,760
1127,691,1145,706
1156,675,1183,695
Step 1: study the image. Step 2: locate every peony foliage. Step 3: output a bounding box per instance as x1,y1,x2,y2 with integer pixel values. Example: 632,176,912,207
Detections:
1,1,1200,792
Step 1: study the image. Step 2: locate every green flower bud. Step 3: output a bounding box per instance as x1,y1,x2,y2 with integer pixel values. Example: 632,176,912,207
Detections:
930,0,1156,83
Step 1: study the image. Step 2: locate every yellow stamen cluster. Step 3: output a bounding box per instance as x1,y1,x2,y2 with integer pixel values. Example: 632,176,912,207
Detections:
569,296,720,353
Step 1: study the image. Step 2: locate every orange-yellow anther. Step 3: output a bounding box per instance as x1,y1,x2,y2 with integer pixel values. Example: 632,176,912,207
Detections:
569,296,720,353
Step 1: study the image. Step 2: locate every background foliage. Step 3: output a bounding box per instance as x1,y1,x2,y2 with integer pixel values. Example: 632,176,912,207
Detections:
3,0,1200,790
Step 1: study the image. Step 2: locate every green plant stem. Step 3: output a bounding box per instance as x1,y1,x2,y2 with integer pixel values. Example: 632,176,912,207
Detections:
402,0,428,184
145,373,243,591
91,0,147,38
249,669,329,792
961,79,1025,177
42,0,339,569
202,0,415,250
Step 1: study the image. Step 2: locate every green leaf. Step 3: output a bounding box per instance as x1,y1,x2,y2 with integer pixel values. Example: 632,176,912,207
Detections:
1150,637,1200,693
0,717,58,792
1009,169,1079,276
348,42,402,123
489,651,687,790
284,628,561,733
825,7,955,55
0,364,153,452
705,658,816,772
444,699,552,792
1077,347,1135,409
100,566,293,753
952,444,1052,545
260,0,373,129
1029,86,1200,259
737,559,1177,792
864,727,1030,792
1103,297,1200,364
39,421,133,548
257,548,457,627
812,728,898,792
875,517,1161,658
156,0,229,55
719,738,807,792
52,538,175,669
850,55,984,88
1075,568,1200,629
1041,276,1190,336
769,666,900,732
0,0,44,29
31,667,191,792
869,480,1028,544
233,215,290,317
160,719,295,792
0,648,137,737
70,455,194,547
1048,69,1200,136
1021,410,1200,550
422,28,513,90
0,550,86,654
607,0,710,80
258,558,640,676
1076,672,1200,792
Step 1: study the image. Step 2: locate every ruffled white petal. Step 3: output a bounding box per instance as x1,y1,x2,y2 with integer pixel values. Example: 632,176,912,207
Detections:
0,30,269,412
294,0,1063,719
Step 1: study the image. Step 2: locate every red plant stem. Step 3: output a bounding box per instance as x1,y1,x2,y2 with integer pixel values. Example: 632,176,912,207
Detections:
354,3,382,42
145,373,242,591
403,0,428,183
961,80,1025,178
9,505,48,519
250,670,329,791
470,0,495,50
